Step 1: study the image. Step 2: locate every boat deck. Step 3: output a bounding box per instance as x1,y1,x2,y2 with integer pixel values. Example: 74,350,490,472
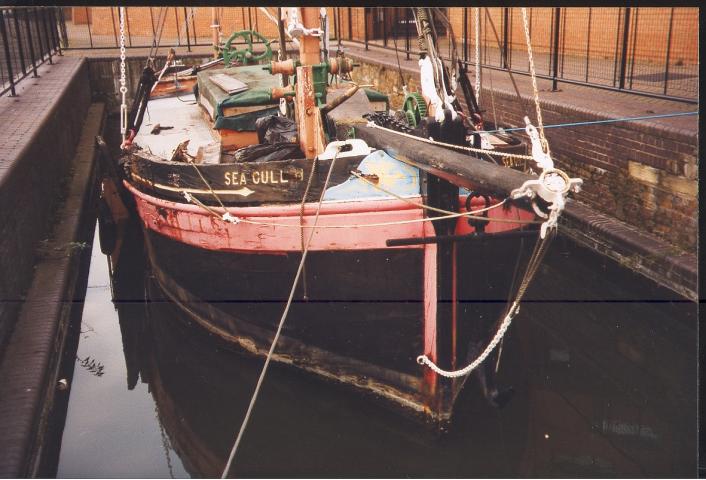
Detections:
135,94,220,162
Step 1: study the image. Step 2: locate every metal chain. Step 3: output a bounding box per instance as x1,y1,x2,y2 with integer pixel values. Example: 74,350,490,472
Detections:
119,7,127,143
474,7,481,104
520,8,550,155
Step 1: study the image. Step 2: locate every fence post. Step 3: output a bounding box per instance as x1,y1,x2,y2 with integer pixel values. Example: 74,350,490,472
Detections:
364,8,369,50
41,8,53,64
13,9,27,75
405,7,410,60
462,7,468,71
0,9,17,96
183,7,191,52
618,7,631,90
502,7,508,69
663,7,674,96
348,7,352,40
382,8,387,47
551,7,561,91
111,7,119,47
50,8,62,56
23,8,37,77
84,7,93,49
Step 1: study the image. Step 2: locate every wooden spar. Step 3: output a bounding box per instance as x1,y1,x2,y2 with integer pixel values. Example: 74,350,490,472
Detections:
353,124,535,199
293,7,326,160
298,8,321,66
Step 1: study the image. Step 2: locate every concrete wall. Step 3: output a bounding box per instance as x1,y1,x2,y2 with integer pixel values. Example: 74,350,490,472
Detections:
0,58,92,349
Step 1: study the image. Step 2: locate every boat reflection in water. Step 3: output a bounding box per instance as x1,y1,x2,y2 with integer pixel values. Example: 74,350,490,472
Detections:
110,222,695,477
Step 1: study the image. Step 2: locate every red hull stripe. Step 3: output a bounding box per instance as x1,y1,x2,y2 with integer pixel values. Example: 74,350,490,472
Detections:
126,181,427,252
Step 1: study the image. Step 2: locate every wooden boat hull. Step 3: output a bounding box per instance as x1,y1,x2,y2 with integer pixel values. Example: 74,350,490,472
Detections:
125,180,535,429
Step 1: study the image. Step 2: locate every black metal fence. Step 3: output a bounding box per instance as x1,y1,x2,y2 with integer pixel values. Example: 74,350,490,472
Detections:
0,7,64,97
340,7,698,103
55,7,698,103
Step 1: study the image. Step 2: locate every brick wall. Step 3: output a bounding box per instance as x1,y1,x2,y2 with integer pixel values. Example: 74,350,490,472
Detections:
350,58,697,254
81,7,697,65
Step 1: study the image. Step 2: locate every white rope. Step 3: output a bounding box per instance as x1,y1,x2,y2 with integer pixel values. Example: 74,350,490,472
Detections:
520,8,549,153
474,7,481,104
418,301,519,378
119,7,127,143
220,147,343,478
418,228,554,378
366,122,536,160
180,191,541,228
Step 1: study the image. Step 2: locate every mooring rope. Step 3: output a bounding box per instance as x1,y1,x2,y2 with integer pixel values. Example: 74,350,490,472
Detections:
220,147,342,479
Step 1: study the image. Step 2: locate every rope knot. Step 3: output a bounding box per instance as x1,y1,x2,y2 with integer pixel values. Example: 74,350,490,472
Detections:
222,212,240,224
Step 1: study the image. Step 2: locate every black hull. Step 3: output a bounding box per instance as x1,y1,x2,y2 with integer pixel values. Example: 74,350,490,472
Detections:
142,226,534,428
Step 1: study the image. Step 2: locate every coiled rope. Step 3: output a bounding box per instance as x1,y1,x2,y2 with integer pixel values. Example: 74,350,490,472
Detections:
220,147,342,478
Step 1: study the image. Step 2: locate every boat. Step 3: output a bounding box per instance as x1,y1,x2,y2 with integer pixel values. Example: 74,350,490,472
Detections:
104,7,582,431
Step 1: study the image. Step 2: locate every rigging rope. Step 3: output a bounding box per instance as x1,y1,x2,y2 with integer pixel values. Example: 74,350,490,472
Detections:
521,7,549,155
478,111,699,135
474,7,481,104
220,147,343,479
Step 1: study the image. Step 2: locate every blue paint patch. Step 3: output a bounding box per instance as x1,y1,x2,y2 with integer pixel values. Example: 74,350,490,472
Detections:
323,150,420,201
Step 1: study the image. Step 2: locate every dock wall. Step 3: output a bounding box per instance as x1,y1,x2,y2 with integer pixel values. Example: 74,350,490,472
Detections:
0,57,92,350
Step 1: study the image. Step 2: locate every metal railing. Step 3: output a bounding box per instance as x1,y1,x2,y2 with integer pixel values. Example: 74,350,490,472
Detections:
0,7,64,97
339,7,697,103
58,7,697,103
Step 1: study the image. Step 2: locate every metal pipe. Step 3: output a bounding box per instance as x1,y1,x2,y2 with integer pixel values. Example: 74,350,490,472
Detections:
348,7,352,40
386,229,538,247
364,8,369,50
0,10,16,96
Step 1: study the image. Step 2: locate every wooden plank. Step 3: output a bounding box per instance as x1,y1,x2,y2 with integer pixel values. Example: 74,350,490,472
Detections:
219,130,259,151
209,73,249,95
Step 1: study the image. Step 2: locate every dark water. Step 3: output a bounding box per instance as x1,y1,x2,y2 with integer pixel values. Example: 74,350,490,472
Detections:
55,219,697,478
